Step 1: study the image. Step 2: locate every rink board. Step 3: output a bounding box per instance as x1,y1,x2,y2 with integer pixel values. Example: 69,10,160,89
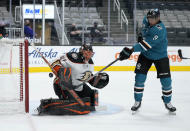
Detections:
28,46,190,72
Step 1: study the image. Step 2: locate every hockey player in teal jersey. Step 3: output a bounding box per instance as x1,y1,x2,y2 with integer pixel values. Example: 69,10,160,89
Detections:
119,9,176,113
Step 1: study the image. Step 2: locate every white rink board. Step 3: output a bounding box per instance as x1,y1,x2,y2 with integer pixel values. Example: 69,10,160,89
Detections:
29,46,190,68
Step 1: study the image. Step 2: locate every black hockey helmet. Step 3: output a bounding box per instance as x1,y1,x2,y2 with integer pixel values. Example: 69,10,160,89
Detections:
79,44,94,61
147,8,160,19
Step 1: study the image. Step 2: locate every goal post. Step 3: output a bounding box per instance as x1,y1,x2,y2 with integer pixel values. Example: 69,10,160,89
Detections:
0,38,29,113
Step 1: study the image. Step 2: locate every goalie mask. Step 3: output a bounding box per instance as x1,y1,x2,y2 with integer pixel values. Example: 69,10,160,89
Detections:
80,44,94,62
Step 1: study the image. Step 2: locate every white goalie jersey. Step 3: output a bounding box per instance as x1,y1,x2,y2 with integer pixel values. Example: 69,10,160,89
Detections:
51,52,94,91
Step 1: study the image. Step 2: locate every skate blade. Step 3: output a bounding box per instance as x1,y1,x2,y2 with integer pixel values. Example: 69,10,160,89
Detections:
32,107,44,116
132,110,139,115
32,108,40,116
168,111,176,115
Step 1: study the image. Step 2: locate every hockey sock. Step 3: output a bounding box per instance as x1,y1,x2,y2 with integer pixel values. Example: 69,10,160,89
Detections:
160,77,172,103
134,73,147,102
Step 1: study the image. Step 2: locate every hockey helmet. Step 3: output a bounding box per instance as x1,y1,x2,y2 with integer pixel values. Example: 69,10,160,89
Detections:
80,44,93,52
80,44,94,61
147,8,160,19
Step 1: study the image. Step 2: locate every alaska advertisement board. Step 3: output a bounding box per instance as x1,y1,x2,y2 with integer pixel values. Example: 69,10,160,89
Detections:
28,46,190,72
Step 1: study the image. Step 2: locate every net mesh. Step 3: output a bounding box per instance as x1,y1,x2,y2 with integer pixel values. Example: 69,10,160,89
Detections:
0,38,26,114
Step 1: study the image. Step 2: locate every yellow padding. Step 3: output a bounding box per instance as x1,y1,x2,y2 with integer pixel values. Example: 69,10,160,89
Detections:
0,68,20,74
29,67,51,73
94,66,190,71
27,66,190,73
1,66,190,74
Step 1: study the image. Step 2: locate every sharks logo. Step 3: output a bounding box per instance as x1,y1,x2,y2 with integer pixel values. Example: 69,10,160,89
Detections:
156,24,162,30
78,71,93,82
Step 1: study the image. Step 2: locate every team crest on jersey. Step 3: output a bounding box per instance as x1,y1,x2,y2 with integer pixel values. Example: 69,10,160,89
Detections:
153,35,158,40
156,25,162,30
71,53,78,59
78,71,92,81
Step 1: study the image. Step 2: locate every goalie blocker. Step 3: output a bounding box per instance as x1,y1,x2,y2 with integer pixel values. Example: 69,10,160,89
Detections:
37,67,109,115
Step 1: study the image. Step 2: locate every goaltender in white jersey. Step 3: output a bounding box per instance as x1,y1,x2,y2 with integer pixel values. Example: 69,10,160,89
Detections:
56,50,94,91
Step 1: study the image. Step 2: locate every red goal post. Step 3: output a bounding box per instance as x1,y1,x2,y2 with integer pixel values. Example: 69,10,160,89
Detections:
0,38,29,113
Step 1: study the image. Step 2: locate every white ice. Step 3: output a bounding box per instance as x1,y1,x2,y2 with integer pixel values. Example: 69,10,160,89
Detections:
0,71,190,131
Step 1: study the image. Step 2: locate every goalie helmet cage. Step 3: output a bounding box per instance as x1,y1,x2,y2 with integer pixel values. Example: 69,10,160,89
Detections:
0,38,29,114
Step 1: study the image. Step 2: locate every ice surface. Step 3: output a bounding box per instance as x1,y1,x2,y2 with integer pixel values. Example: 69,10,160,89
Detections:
0,71,190,131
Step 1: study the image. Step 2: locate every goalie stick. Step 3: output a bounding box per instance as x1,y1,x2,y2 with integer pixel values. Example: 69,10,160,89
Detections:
178,49,190,59
31,43,85,106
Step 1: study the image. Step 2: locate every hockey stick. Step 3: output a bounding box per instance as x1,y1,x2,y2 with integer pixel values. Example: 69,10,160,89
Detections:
178,49,190,59
75,58,120,88
31,43,85,106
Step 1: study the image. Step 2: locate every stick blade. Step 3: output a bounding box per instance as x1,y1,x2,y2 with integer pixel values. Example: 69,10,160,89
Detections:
178,49,190,59
178,49,183,59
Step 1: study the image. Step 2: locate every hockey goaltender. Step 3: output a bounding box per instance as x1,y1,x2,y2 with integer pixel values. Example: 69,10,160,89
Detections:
36,44,109,115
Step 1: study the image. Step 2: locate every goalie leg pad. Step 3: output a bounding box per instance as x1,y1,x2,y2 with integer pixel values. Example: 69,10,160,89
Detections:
92,89,99,106
53,83,68,100
76,84,99,106
37,97,95,115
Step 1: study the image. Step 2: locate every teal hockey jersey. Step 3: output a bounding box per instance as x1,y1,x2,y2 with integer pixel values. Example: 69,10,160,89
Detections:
133,16,168,60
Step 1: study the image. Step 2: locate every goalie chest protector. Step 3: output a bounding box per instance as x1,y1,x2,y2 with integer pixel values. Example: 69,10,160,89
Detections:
59,52,94,91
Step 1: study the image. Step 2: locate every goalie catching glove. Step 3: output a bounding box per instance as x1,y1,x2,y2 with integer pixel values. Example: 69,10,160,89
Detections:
89,72,109,89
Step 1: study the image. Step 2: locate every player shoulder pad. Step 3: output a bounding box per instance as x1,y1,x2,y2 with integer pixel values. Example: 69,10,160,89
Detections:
66,52,82,63
66,52,94,64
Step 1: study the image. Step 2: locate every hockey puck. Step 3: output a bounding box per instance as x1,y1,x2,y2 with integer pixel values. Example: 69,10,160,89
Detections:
49,73,53,78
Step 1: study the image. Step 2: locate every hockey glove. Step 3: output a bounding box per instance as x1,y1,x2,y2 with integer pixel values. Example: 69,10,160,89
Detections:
89,72,109,89
138,33,143,42
119,47,133,61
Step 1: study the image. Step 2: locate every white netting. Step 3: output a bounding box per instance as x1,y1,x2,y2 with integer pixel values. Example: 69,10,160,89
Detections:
0,38,26,114
0,38,24,45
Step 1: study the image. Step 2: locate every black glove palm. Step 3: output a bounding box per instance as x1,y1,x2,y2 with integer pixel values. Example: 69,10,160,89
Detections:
119,47,133,61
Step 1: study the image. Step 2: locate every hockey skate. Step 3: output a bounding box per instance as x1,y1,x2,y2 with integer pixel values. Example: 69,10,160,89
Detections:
131,101,141,115
32,106,43,116
162,96,176,115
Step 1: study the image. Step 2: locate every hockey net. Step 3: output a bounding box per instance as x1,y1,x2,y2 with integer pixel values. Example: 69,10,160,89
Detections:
0,38,29,114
